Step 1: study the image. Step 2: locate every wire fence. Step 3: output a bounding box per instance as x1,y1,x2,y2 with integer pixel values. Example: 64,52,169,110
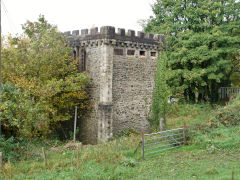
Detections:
141,124,187,157
219,87,240,99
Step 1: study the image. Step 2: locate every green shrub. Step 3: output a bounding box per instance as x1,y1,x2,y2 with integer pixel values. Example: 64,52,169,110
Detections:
0,136,42,162
0,135,60,162
120,158,136,167
208,95,240,128
0,136,20,162
193,126,240,150
190,95,240,150
0,83,48,138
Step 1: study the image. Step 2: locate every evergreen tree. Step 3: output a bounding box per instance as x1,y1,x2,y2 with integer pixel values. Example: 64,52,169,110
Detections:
146,0,240,102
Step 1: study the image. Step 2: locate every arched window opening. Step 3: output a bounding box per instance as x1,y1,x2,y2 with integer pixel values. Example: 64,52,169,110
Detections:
81,49,86,71
76,46,80,58
73,50,77,60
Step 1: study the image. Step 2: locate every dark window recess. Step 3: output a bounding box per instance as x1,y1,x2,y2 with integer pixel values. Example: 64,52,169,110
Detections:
73,50,77,60
81,49,86,71
151,52,157,57
140,51,145,56
114,48,124,55
76,46,80,57
127,50,135,55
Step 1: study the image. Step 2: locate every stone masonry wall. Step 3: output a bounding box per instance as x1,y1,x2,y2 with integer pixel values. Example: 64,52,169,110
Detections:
77,43,114,144
78,46,101,144
112,48,158,135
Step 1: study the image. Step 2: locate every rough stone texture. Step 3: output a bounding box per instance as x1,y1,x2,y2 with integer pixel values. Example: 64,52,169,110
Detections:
78,46,101,144
67,26,165,144
112,49,157,135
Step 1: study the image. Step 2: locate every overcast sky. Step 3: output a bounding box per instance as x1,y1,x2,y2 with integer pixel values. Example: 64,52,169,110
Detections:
2,0,155,35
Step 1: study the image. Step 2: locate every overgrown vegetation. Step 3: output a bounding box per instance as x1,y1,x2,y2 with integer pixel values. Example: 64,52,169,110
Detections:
0,16,90,139
0,136,59,163
1,96,240,179
209,95,240,128
189,96,240,156
0,0,240,178
2,140,240,179
145,0,240,102
151,51,170,130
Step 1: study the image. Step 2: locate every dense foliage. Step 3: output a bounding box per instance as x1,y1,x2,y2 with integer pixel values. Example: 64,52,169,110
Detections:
230,49,240,86
146,0,240,102
0,16,90,139
209,95,240,128
0,135,44,162
151,51,170,129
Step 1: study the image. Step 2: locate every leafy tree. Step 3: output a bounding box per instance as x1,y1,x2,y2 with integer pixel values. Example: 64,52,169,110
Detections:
1,15,90,139
145,0,240,102
230,49,240,86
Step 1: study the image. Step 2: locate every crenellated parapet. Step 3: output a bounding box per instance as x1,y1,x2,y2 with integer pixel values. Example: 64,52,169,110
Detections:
64,26,165,50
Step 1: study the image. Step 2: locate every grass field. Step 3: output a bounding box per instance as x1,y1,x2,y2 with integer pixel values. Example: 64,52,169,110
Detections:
1,138,239,180
1,102,240,180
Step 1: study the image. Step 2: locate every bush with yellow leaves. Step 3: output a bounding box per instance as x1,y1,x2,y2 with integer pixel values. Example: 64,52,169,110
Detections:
1,15,90,139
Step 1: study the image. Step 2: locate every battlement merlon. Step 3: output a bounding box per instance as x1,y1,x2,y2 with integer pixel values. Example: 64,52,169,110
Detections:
64,26,166,49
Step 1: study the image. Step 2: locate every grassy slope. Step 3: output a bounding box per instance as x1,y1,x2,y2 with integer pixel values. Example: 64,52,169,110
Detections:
1,102,240,180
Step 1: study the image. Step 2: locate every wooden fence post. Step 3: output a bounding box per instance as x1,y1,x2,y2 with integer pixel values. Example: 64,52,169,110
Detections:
116,139,119,152
42,147,47,168
0,152,2,171
77,145,80,169
73,106,78,142
141,131,144,158
77,145,80,162
183,123,187,145
134,141,141,154
232,170,234,180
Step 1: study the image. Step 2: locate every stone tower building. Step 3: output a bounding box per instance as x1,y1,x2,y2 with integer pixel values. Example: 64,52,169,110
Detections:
64,26,165,144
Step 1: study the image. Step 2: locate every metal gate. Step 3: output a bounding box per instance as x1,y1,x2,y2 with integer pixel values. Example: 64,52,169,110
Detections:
141,124,187,157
